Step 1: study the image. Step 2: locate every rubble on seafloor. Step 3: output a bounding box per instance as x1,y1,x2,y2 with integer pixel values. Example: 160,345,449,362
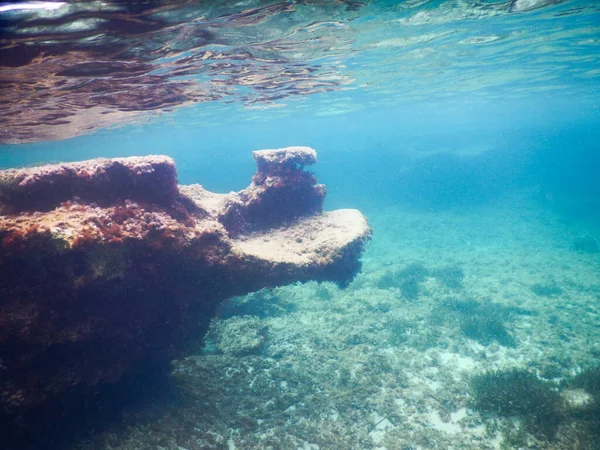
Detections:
0,147,371,434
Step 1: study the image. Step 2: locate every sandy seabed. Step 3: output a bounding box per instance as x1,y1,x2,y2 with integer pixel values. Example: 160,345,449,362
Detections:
76,192,600,450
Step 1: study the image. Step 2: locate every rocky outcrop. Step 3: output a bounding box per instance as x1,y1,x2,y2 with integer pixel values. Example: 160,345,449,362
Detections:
0,156,179,213
215,147,326,234
0,147,370,423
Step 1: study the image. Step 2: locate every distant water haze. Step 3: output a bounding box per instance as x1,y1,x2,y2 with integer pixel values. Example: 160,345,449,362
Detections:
1,95,598,216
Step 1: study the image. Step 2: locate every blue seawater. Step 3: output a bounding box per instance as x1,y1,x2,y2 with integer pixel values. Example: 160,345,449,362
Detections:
0,0,599,448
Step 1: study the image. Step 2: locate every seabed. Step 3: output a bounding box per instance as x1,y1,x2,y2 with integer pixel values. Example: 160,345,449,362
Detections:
74,193,600,450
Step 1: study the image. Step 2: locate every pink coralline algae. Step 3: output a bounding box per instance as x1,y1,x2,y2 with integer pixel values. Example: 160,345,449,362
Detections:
220,146,327,234
0,147,370,431
0,156,179,213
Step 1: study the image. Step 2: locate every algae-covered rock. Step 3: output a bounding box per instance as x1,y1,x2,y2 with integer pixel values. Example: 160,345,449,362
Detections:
0,147,371,438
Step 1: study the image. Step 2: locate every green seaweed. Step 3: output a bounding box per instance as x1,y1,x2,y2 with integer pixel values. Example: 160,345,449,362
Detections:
315,284,334,301
215,288,296,319
377,262,429,301
400,277,420,301
432,265,464,290
531,282,563,297
460,314,516,347
571,236,599,254
470,368,562,438
555,365,600,449
439,298,531,347
567,366,600,398
387,318,411,345
204,316,267,356
472,365,600,449
397,262,429,282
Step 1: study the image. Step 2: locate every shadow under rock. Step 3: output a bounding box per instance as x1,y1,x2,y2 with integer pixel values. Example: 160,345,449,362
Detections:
1,358,186,450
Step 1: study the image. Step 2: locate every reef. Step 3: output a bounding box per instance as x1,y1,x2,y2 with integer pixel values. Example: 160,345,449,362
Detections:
0,147,370,430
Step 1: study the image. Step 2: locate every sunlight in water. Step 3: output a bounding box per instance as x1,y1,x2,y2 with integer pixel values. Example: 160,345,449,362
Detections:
0,0,598,143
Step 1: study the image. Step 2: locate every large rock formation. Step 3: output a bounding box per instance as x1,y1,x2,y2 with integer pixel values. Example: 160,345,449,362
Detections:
0,147,370,424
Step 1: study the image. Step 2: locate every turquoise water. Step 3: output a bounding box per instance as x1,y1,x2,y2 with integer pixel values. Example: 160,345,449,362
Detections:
1,0,600,448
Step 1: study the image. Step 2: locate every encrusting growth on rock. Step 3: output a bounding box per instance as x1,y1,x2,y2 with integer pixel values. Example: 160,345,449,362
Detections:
219,146,326,234
0,147,370,432
0,155,179,213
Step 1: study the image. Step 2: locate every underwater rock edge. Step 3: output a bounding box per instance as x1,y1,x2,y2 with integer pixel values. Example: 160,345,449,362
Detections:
0,146,371,419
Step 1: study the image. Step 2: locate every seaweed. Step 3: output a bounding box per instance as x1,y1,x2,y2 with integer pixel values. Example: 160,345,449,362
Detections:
377,263,464,300
460,314,516,348
439,298,530,347
471,365,600,448
571,236,599,254
377,270,397,290
432,265,464,290
400,277,421,301
215,289,296,320
555,365,600,449
315,284,334,301
377,262,429,301
397,262,429,282
531,282,563,297
555,420,600,450
470,368,562,438
387,318,411,345
205,316,267,356
567,366,600,398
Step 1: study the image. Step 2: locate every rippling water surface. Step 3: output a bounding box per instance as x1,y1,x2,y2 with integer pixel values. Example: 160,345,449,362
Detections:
2,2,600,450
1,0,598,143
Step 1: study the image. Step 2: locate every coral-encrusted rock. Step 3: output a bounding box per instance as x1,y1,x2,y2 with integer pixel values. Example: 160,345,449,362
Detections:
0,148,370,428
220,146,326,234
253,146,317,171
0,155,178,213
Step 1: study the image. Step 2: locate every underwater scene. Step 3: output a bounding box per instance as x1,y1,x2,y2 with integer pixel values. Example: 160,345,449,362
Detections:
1,0,599,449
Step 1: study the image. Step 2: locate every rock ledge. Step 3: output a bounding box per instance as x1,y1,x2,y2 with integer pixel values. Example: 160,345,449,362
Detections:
0,147,370,424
